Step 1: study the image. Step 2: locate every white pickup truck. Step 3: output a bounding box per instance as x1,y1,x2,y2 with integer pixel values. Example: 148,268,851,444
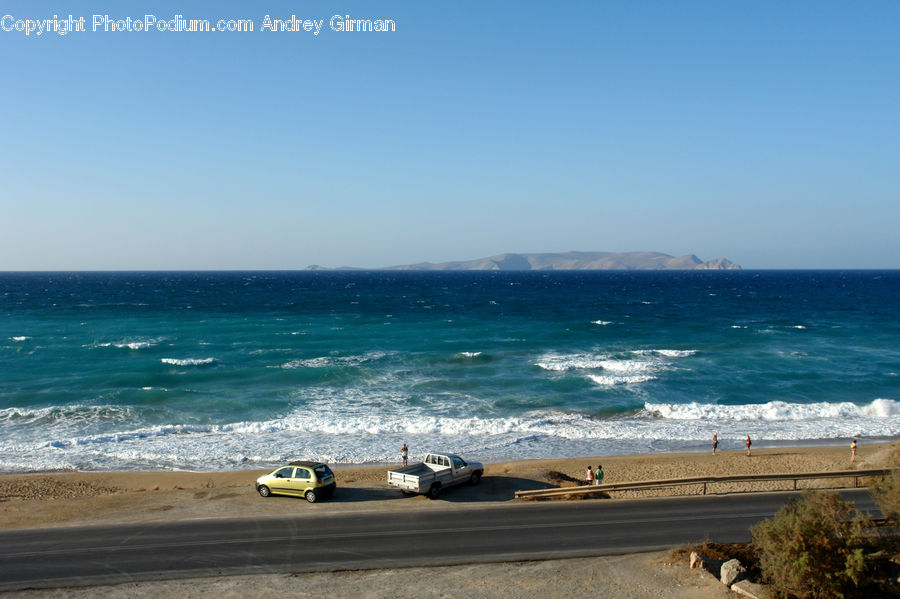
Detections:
387,452,483,499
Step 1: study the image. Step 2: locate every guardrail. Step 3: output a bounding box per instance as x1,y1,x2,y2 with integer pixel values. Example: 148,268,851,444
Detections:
514,468,896,501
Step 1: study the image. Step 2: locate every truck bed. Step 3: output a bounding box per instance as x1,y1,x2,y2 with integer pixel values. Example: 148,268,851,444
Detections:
391,463,433,477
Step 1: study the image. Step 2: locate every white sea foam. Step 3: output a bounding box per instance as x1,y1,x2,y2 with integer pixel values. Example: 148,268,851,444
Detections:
458,352,482,358
644,399,900,421
10,336,30,341
114,341,156,350
597,360,657,374
0,404,136,429
3,398,899,471
278,352,386,369
591,320,612,326
160,357,217,366
587,374,657,386
652,349,697,358
123,341,154,350
535,353,609,371
537,349,693,387
91,338,161,350
631,349,697,358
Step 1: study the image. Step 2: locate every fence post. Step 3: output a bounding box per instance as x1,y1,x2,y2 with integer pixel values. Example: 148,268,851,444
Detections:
703,482,707,495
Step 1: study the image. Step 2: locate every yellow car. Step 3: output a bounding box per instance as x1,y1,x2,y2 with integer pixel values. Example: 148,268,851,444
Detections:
255,461,336,502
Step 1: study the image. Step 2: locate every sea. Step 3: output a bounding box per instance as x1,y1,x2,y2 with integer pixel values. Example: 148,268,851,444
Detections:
1,270,898,473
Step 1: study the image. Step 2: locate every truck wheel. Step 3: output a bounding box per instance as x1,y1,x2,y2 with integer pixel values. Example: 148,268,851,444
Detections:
305,490,318,503
258,485,271,497
427,484,441,500
469,472,481,486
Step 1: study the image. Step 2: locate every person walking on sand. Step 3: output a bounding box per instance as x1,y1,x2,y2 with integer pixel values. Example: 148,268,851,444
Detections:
594,464,604,485
851,439,857,463
401,443,408,466
712,433,719,456
585,465,594,486
746,435,752,457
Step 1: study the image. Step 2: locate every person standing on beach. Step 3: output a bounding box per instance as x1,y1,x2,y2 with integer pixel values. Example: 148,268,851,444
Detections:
851,439,857,463
401,443,408,466
585,465,594,485
712,433,719,456
746,435,752,457
594,464,604,485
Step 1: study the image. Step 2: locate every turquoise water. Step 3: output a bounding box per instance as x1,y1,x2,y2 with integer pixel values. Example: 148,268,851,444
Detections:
1,270,898,471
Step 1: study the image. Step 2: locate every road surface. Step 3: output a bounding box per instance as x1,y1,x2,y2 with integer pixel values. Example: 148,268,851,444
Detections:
0,489,878,591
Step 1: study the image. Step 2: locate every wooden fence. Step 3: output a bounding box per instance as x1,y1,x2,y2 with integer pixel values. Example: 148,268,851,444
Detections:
514,468,895,501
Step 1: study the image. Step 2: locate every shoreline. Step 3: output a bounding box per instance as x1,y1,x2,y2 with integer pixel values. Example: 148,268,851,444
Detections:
1,441,895,532
6,436,895,478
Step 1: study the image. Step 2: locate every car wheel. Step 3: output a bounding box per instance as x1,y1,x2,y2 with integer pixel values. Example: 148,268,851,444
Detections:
258,485,271,498
305,490,318,503
428,484,441,500
470,472,481,486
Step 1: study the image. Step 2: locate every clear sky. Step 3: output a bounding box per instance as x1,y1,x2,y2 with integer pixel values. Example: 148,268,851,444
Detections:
1,1,898,270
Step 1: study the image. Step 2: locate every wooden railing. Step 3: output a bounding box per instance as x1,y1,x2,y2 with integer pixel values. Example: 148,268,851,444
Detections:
514,468,895,501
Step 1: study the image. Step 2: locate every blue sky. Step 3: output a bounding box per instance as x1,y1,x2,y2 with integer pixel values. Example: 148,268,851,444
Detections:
1,1,898,269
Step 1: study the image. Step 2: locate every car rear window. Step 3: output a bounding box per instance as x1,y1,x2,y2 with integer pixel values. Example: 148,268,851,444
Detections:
314,465,333,477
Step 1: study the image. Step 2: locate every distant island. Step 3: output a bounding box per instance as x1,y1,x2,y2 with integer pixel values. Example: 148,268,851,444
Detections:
307,251,741,271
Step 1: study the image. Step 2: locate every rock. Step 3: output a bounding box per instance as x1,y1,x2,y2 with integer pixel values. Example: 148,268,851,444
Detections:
720,558,747,586
688,551,727,576
731,579,774,599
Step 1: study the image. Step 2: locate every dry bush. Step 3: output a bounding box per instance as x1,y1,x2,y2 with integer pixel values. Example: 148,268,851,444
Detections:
873,471,900,524
751,491,870,599
872,444,900,523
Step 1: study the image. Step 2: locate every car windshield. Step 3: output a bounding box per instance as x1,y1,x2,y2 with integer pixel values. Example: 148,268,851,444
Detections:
314,465,333,478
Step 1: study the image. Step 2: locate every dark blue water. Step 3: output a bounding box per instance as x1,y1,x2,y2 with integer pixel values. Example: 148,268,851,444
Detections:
1,270,898,471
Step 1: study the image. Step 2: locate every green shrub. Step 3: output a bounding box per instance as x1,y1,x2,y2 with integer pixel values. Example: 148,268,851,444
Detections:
750,491,870,599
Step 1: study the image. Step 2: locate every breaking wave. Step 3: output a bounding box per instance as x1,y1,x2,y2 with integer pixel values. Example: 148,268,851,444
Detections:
160,357,217,367
2,397,898,471
104,340,160,350
644,399,900,421
277,352,387,369
535,349,695,385
587,374,657,386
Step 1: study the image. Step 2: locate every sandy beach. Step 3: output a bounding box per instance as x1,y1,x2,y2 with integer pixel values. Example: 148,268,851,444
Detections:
1,442,892,531
1,442,895,598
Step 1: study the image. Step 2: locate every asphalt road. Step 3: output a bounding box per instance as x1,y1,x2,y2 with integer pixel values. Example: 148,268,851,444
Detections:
0,489,878,591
